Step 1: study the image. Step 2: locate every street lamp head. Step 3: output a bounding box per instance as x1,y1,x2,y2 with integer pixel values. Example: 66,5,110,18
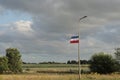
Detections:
79,16,87,21
83,16,87,18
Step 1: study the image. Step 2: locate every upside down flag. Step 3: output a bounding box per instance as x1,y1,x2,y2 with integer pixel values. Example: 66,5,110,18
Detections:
70,35,79,43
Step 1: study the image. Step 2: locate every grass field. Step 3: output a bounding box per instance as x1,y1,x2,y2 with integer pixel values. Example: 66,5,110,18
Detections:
22,64,89,74
0,64,119,80
0,74,120,80
22,63,81,68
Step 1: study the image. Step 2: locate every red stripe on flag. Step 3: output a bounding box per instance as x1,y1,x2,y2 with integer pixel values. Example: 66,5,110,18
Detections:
70,40,79,43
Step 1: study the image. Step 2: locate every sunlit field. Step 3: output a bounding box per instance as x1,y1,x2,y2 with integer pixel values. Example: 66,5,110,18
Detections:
0,74,120,80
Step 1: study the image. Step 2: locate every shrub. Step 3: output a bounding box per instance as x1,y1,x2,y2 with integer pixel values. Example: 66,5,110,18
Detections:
90,52,119,74
6,48,22,73
0,57,8,74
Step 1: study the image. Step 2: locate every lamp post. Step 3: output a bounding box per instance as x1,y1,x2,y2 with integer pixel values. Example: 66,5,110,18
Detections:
78,16,87,80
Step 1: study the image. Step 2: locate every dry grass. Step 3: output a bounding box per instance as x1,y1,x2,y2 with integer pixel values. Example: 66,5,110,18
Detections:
0,74,76,80
0,73,120,80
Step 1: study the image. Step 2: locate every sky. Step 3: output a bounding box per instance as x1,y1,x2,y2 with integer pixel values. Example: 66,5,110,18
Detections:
0,0,120,63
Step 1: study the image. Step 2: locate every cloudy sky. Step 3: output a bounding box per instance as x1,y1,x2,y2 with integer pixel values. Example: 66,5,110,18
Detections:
0,0,120,63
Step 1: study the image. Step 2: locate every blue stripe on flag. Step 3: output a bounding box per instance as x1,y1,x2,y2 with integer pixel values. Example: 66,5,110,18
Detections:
71,36,79,39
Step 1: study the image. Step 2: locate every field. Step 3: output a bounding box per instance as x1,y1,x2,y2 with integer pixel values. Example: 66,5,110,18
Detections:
0,74,120,80
22,64,89,74
0,64,119,80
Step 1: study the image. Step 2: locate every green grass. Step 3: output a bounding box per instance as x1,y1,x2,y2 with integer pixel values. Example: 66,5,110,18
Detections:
22,64,90,74
22,63,89,68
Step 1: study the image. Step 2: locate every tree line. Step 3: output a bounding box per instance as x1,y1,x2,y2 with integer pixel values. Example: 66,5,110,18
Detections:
0,47,120,74
67,60,91,64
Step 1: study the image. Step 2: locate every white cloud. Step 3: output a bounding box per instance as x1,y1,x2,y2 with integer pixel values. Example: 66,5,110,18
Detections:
13,20,33,32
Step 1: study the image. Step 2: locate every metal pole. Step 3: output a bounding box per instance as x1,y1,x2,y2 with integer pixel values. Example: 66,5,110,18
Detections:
78,32,81,80
78,16,87,80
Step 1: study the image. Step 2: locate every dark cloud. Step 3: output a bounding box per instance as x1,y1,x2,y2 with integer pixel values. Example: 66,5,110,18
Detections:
93,25,120,44
0,0,120,62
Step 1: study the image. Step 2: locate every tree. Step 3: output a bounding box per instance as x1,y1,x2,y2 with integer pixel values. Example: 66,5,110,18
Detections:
114,48,120,63
67,60,71,64
81,60,90,64
6,48,22,73
0,56,8,74
90,52,119,74
71,60,78,64
67,60,78,64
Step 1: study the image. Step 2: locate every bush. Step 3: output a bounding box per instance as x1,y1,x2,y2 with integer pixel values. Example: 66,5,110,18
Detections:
0,57,8,74
90,52,119,74
6,48,22,73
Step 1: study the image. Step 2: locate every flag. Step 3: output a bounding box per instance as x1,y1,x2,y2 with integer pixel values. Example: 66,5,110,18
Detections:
70,35,79,43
